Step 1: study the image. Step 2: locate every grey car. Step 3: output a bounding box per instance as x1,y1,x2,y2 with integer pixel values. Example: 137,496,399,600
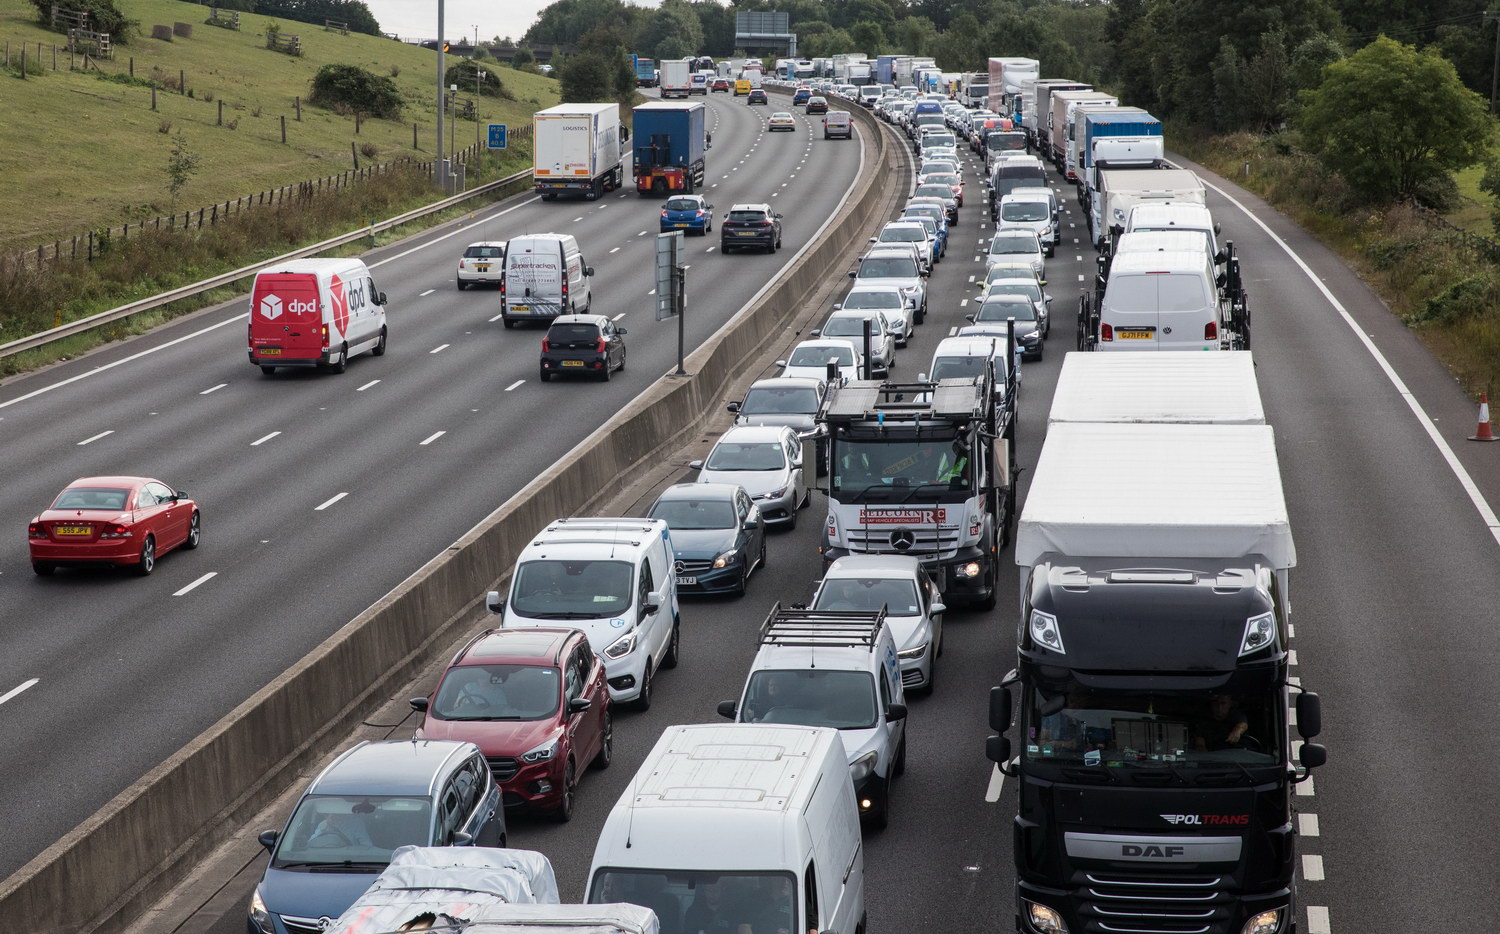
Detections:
692,425,810,528
728,377,828,474
815,308,896,378
838,284,917,345
847,250,928,323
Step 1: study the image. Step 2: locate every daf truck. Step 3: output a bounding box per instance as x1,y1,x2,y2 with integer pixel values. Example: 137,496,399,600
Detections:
633,56,657,87
987,420,1326,934
532,103,627,201
817,358,1018,610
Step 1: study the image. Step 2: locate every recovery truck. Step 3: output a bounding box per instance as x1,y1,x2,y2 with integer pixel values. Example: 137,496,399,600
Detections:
632,100,707,196
986,420,1326,934
817,344,1018,609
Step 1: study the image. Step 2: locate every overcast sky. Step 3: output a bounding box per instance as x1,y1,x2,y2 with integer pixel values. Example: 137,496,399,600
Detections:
361,0,662,43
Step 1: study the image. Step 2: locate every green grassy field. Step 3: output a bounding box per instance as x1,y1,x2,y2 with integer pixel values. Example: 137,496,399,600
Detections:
1448,163,1493,237
0,0,557,254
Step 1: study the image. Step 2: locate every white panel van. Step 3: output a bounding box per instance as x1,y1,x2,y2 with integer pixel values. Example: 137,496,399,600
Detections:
501,234,594,328
1096,250,1227,352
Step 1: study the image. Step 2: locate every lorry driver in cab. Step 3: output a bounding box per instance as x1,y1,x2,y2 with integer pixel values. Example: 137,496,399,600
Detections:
1194,693,1249,751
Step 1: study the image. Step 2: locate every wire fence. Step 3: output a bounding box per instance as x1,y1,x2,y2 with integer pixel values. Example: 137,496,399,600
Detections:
1409,201,1500,264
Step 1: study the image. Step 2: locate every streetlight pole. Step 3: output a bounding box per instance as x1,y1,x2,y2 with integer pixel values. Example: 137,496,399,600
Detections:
435,0,446,189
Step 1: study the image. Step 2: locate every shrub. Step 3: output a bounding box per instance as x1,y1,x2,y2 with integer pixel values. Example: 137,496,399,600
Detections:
359,142,378,158
251,104,262,117
29,0,138,43
388,64,400,78
157,119,172,134
308,64,402,119
1409,271,1499,326
225,117,239,130
444,61,503,98
202,90,214,102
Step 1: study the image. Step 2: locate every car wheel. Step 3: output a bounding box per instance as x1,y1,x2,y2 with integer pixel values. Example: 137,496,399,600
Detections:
538,368,550,383
662,618,681,669
502,318,516,329
617,348,626,372
135,535,156,577
734,562,749,596
457,278,469,290
328,344,348,374
599,361,612,382
32,563,55,576
866,774,891,830
554,760,576,822
758,538,768,570
634,662,654,711
259,365,276,376
184,511,201,550
593,711,614,769
372,327,387,357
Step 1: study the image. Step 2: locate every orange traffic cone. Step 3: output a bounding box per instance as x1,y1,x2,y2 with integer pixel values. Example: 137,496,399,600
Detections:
1470,392,1499,442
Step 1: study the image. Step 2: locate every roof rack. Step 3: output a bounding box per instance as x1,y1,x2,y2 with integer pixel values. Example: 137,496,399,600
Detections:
820,373,992,423
758,601,886,651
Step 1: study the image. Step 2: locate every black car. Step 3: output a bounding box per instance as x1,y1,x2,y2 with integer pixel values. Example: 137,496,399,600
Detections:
805,96,829,114
647,482,766,596
747,88,769,105
539,314,626,382
721,203,783,254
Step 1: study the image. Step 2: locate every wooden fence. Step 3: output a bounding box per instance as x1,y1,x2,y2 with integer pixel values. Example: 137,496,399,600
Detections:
1410,202,1500,264
205,7,239,29
266,31,301,55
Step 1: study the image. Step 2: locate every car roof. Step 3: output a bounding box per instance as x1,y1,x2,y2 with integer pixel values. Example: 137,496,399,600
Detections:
718,424,795,443
549,314,609,326
825,554,923,578
728,203,772,212
1110,250,1212,273
458,627,576,665
464,240,507,248
751,376,823,390
67,475,150,487
933,336,1012,358
313,740,474,797
656,481,743,502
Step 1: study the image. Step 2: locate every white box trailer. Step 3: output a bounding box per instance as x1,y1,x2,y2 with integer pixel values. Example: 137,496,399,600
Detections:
987,57,1038,114
1048,90,1115,174
533,103,625,200
660,59,691,98
1047,351,1264,427
1016,422,1295,602
1093,167,1206,248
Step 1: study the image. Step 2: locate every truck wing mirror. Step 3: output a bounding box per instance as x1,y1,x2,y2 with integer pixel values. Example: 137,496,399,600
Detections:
985,734,1013,772
1296,691,1322,738
988,685,1012,732
991,438,1011,491
1299,742,1327,771
584,266,595,277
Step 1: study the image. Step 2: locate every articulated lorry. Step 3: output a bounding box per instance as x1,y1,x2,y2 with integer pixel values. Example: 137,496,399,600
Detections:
532,103,627,201
1077,107,1163,200
632,101,706,196
1029,81,1090,155
633,55,657,87
817,360,1018,609
1048,90,1116,176
987,419,1326,934
660,59,691,98
987,57,1038,117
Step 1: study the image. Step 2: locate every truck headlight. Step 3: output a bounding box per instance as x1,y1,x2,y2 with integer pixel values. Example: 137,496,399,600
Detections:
248,888,272,933
1240,909,1283,934
521,736,561,764
1024,901,1068,934
1029,609,1065,654
712,548,739,569
956,561,982,579
604,629,638,659
849,750,878,783
1240,613,1276,655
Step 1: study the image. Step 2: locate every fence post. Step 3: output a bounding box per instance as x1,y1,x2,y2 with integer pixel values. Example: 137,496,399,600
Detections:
19,46,25,79
52,43,56,70
355,111,361,134
211,204,217,224
88,230,93,260
129,56,133,77
295,96,301,121
281,115,286,143
217,100,223,126
151,84,157,110
413,121,418,150
180,69,185,93
72,235,77,259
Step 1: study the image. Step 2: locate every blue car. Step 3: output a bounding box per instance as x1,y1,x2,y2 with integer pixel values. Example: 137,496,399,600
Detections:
249,740,503,934
792,87,812,106
660,194,714,235
647,482,766,596
900,206,948,262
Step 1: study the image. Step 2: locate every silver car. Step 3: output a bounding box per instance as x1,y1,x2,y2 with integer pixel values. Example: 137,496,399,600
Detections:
985,230,1045,279
847,250,927,322
977,275,1051,337
838,284,916,345
872,221,936,274
815,308,895,378
727,377,828,475
809,555,946,693
691,425,808,527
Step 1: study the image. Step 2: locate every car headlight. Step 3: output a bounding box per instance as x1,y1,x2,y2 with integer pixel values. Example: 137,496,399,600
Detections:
849,750,878,783
521,736,561,764
759,487,787,500
712,548,739,569
1024,901,1069,934
249,888,272,933
1029,609,1065,654
1240,909,1283,934
603,629,638,659
897,642,929,660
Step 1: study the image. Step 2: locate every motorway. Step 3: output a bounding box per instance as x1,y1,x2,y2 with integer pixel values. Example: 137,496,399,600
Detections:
0,88,866,879
13,90,1500,934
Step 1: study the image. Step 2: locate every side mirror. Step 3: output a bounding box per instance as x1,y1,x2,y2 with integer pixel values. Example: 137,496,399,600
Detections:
717,700,738,720
1296,691,1322,739
584,266,595,277
988,685,1012,732
744,517,760,529
257,830,279,852
1299,742,1327,770
485,590,505,615
174,490,187,500
451,831,474,846
409,697,430,712
965,314,975,322
775,213,783,219
1044,294,1053,304
726,401,741,413
775,360,787,368
644,590,665,614
1213,221,1222,236
930,602,946,616
568,696,592,713
886,702,908,722
689,459,704,470
378,291,388,305
847,271,857,278
985,734,1013,768
832,303,843,311
810,329,822,338
617,328,628,335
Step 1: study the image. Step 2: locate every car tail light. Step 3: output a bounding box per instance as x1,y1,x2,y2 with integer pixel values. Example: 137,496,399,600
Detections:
100,523,132,538
541,338,551,352
696,209,705,217
596,338,608,353
761,220,775,227
320,324,329,348
1205,320,1218,341
661,210,669,218
28,522,45,538
1100,323,1113,342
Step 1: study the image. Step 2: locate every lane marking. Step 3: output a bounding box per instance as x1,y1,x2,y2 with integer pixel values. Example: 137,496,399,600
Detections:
0,679,39,706
77,430,113,446
609,247,620,254
1307,908,1331,934
949,326,957,336
173,572,217,596
637,230,647,236
1203,174,1500,548
314,492,347,511
968,275,975,283
960,299,968,307
356,379,380,391
707,246,716,253
1297,775,1316,796
488,312,505,322
1299,813,1320,836
572,216,583,223
420,430,446,446
1289,649,1299,666
250,431,281,446
199,383,227,395
505,380,525,391
430,344,449,354
1302,854,1326,881
648,289,656,296
612,313,627,321
984,764,1005,802
419,288,435,297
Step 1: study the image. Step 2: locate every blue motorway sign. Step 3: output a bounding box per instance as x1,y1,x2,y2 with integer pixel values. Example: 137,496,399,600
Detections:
487,124,508,150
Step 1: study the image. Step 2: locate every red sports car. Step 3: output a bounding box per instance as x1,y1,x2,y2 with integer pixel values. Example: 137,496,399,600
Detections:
411,627,612,821
28,476,201,576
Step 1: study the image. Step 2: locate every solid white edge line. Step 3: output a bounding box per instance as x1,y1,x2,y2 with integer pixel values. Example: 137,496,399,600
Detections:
505,379,525,391
314,492,348,511
173,572,217,597
250,431,280,446
419,431,446,446
0,678,39,706
77,430,113,446
199,383,227,395
1203,176,1500,547
356,379,380,391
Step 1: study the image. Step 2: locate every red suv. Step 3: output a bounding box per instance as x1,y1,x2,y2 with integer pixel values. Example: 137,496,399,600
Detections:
411,627,612,821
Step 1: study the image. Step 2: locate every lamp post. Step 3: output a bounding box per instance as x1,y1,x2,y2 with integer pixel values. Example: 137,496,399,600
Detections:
435,0,446,189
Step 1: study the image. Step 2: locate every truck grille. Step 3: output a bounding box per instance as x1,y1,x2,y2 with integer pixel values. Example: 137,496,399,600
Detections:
846,526,960,558
1078,873,1231,934
486,756,520,782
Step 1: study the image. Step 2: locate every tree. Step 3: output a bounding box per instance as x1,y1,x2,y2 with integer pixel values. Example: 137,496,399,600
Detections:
636,1,704,60
164,131,200,213
560,52,612,102
512,46,536,70
892,16,938,56
849,20,887,55
1297,36,1497,200
1289,32,1343,93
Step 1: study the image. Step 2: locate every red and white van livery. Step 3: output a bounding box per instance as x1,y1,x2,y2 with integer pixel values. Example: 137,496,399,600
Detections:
248,258,388,374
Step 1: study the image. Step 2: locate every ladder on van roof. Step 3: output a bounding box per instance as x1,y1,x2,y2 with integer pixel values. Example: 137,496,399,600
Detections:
759,602,886,650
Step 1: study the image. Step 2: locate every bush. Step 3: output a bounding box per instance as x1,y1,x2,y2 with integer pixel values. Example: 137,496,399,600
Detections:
308,64,402,119
30,0,138,43
445,61,504,98
359,142,378,158
388,64,400,78
1410,271,1499,326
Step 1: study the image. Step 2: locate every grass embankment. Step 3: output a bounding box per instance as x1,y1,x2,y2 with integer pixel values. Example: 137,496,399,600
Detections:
1172,129,1500,396
0,0,559,375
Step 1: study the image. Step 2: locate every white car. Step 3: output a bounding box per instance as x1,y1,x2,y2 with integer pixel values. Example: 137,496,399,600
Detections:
871,220,936,274
768,112,797,131
809,555,946,693
815,308,895,378
837,284,916,346
456,241,506,289
692,425,809,527
777,338,863,381
997,193,1056,256
985,230,1045,279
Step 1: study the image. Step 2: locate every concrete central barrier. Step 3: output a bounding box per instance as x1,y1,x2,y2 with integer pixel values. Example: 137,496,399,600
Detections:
0,93,898,934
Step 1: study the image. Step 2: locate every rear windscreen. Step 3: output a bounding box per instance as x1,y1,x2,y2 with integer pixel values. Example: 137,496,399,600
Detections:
663,198,701,211
464,245,503,259
547,324,601,343
728,211,767,224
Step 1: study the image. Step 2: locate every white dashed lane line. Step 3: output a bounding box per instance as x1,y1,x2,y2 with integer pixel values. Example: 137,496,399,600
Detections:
420,288,435,297
1301,855,1325,882
314,492,348,511
638,230,648,236
1306,907,1331,934
488,313,505,322
505,380,525,392
77,430,113,446
250,431,281,447
612,313,627,321
173,572,217,597
199,383,227,395
419,431,446,446
0,679,39,706
609,247,620,254
572,216,583,223
430,344,450,354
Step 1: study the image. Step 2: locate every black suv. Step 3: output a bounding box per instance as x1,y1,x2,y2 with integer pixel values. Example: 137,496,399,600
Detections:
721,203,784,254
539,314,626,382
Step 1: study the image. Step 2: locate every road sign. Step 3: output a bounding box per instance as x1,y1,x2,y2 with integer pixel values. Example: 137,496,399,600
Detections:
487,124,508,150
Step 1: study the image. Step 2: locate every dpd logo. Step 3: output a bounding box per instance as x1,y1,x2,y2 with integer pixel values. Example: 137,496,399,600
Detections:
259,295,283,320
260,294,317,320
328,275,350,336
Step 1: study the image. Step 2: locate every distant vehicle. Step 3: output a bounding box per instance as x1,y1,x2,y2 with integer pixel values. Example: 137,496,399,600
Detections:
500,233,593,328
768,111,797,132
689,72,709,95
823,111,853,139
456,241,505,289
734,78,752,95
727,377,830,474
532,103,627,201
248,257,388,375
721,203,784,254
838,284,917,344
411,627,612,820
28,476,200,577
997,193,1056,256
777,338,863,382
984,230,1045,279
711,77,730,92
806,96,829,114
815,308,895,378
792,87,812,105
846,250,927,324
647,482,766,596
538,314,626,382
692,425,811,527
659,194,714,235
747,88,769,105
911,184,958,223
659,59,691,98
960,294,1045,360
873,220,936,272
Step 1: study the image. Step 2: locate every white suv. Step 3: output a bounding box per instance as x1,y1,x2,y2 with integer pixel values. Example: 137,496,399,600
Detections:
808,555,946,693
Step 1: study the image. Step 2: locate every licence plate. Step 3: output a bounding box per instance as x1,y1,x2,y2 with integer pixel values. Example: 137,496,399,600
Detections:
259,348,282,356
511,306,530,313
55,525,91,536
675,576,697,585
475,264,490,272
1118,329,1154,340
675,223,690,227
736,231,757,237
562,360,585,367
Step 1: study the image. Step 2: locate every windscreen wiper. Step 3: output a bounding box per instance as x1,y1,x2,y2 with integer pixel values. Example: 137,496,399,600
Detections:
528,611,606,620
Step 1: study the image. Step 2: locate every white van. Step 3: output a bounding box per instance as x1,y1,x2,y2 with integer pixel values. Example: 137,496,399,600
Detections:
1111,229,1214,260
248,258,388,375
487,518,679,709
718,604,907,828
587,723,865,934
1096,249,1227,352
1125,202,1220,259
996,192,1056,256
500,234,594,329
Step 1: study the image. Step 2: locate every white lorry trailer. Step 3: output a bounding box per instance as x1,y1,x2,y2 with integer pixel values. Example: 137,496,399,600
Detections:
1047,350,1264,427
532,103,626,201
660,59,691,98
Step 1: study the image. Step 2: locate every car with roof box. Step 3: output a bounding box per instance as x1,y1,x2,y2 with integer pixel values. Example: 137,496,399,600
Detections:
646,482,765,596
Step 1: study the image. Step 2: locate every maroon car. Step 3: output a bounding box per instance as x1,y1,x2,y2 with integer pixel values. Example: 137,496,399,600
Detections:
411,627,612,821
28,475,201,576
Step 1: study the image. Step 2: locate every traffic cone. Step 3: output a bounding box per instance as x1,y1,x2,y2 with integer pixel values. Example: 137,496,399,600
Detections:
1470,392,1499,442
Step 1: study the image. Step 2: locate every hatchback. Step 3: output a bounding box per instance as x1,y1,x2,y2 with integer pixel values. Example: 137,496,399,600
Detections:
747,88,768,105
411,627,611,820
806,96,828,114
777,338,864,382
792,87,812,105
911,184,959,223
456,241,505,289
919,172,964,207
691,425,809,527
809,555,946,693
985,230,1045,279
837,284,916,344
721,203,783,254
539,314,626,382
29,476,200,577
250,740,502,934
960,295,1045,360
659,194,714,235
647,482,765,596
816,308,895,378
711,77,730,92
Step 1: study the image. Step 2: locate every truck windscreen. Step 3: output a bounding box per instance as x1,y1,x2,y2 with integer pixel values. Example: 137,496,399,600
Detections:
831,438,974,500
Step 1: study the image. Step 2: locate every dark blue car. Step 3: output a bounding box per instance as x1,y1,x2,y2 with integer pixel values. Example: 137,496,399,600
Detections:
249,740,503,934
660,194,714,235
647,482,766,596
